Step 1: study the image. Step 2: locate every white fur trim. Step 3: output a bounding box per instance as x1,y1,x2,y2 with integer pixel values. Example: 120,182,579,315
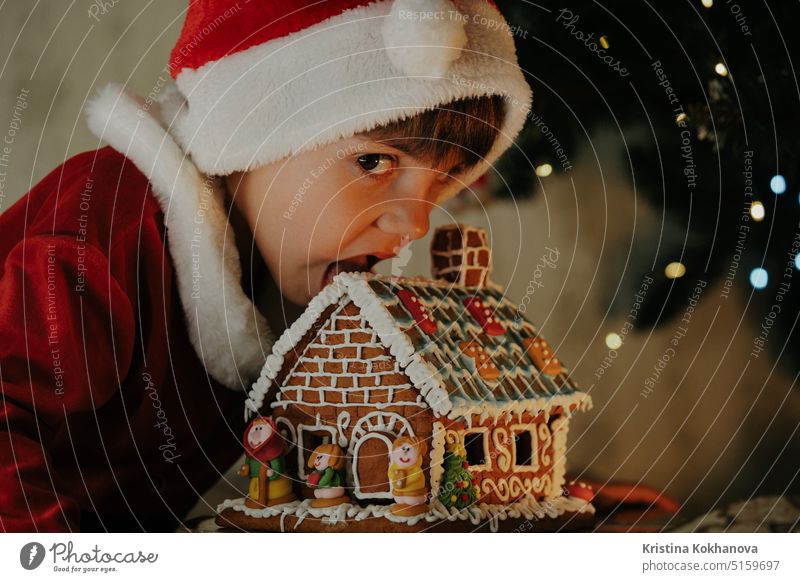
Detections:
165,0,532,203
85,83,272,390
382,0,468,78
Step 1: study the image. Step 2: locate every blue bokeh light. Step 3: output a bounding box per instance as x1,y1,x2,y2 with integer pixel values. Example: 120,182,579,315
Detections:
770,174,787,195
750,268,769,289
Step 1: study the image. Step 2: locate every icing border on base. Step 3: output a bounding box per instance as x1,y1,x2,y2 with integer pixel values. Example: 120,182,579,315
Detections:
217,495,594,533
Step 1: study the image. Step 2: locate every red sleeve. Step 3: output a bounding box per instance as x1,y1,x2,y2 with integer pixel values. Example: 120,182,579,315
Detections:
0,235,135,532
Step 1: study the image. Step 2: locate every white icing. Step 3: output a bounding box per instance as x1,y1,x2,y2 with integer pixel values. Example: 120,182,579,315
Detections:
549,416,570,497
447,392,592,424
335,411,351,447
429,422,446,495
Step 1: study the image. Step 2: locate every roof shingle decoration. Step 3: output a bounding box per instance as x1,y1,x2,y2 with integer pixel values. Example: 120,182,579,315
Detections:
246,224,591,423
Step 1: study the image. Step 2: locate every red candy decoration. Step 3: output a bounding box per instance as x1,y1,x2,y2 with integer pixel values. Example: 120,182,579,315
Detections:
565,480,594,502
464,296,505,336
396,289,437,334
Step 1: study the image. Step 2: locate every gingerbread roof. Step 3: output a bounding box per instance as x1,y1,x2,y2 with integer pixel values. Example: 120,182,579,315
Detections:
246,271,592,422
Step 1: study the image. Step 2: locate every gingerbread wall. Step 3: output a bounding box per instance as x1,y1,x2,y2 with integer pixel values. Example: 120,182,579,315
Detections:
271,299,434,501
436,411,570,505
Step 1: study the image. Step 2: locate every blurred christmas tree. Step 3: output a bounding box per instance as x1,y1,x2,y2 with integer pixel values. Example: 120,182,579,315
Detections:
481,0,800,378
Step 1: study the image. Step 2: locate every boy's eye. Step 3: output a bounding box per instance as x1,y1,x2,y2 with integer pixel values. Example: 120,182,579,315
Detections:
357,154,396,176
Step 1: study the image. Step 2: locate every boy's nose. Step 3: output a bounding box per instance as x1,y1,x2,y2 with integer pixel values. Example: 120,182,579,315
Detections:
375,196,431,241
375,170,445,240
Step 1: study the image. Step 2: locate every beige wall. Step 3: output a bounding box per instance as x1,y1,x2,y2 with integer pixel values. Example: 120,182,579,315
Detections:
0,1,184,213
3,2,798,521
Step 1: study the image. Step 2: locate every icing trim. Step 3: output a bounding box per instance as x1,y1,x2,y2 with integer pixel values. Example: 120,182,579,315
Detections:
429,422,447,496
447,391,593,423
550,416,570,498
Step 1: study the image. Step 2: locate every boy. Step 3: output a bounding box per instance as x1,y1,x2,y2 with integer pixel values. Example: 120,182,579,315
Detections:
0,0,532,531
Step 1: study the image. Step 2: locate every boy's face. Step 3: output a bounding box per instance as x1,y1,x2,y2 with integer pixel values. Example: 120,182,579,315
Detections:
226,134,463,306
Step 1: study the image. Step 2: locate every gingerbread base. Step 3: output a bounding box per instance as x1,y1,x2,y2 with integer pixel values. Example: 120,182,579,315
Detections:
215,497,595,533
217,506,593,532
388,503,428,517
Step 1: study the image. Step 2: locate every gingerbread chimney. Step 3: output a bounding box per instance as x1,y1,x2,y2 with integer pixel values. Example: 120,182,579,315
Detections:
430,224,492,287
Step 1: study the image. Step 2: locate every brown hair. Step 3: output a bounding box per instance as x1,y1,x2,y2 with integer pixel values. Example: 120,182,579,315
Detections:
362,95,507,176
308,443,345,470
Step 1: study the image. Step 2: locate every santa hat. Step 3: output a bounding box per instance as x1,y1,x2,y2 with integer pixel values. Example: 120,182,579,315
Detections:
160,0,532,201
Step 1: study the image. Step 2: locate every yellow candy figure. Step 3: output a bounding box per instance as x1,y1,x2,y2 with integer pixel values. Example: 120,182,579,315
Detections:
387,436,429,516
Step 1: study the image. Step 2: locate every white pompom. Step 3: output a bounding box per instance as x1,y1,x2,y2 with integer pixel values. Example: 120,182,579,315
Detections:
382,0,468,78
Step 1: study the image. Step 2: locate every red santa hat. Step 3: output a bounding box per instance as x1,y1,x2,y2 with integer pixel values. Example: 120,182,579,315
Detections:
158,0,532,201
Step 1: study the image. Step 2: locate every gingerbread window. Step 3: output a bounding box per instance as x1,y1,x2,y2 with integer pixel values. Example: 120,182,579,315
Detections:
510,425,540,471
463,429,490,470
296,424,336,480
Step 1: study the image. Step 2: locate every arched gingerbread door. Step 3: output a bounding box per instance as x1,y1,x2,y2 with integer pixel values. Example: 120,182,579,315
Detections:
352,432,393,497
349,412,415,501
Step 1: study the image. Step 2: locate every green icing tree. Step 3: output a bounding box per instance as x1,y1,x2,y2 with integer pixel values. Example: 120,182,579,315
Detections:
438,445,479,510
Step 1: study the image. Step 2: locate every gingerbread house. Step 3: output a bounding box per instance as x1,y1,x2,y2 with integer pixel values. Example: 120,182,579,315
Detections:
217,225,594,532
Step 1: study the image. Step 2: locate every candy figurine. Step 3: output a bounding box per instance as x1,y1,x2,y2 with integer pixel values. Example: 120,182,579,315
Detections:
239,416,296,508
387,436,429,516
306,444,350,508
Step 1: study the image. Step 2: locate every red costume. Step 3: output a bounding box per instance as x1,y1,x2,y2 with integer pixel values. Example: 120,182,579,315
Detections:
0,146,267,531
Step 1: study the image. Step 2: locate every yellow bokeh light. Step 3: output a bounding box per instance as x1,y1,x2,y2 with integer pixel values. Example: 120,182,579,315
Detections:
750,200,765,221
665,262,687,279
701,0,713,8
675,112,688,124
535,164,553,177
715,62,728,76
605,333,623,350
599,35,610,49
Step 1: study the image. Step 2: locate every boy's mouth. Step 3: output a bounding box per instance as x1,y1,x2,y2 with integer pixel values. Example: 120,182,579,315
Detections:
321,254,383,290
